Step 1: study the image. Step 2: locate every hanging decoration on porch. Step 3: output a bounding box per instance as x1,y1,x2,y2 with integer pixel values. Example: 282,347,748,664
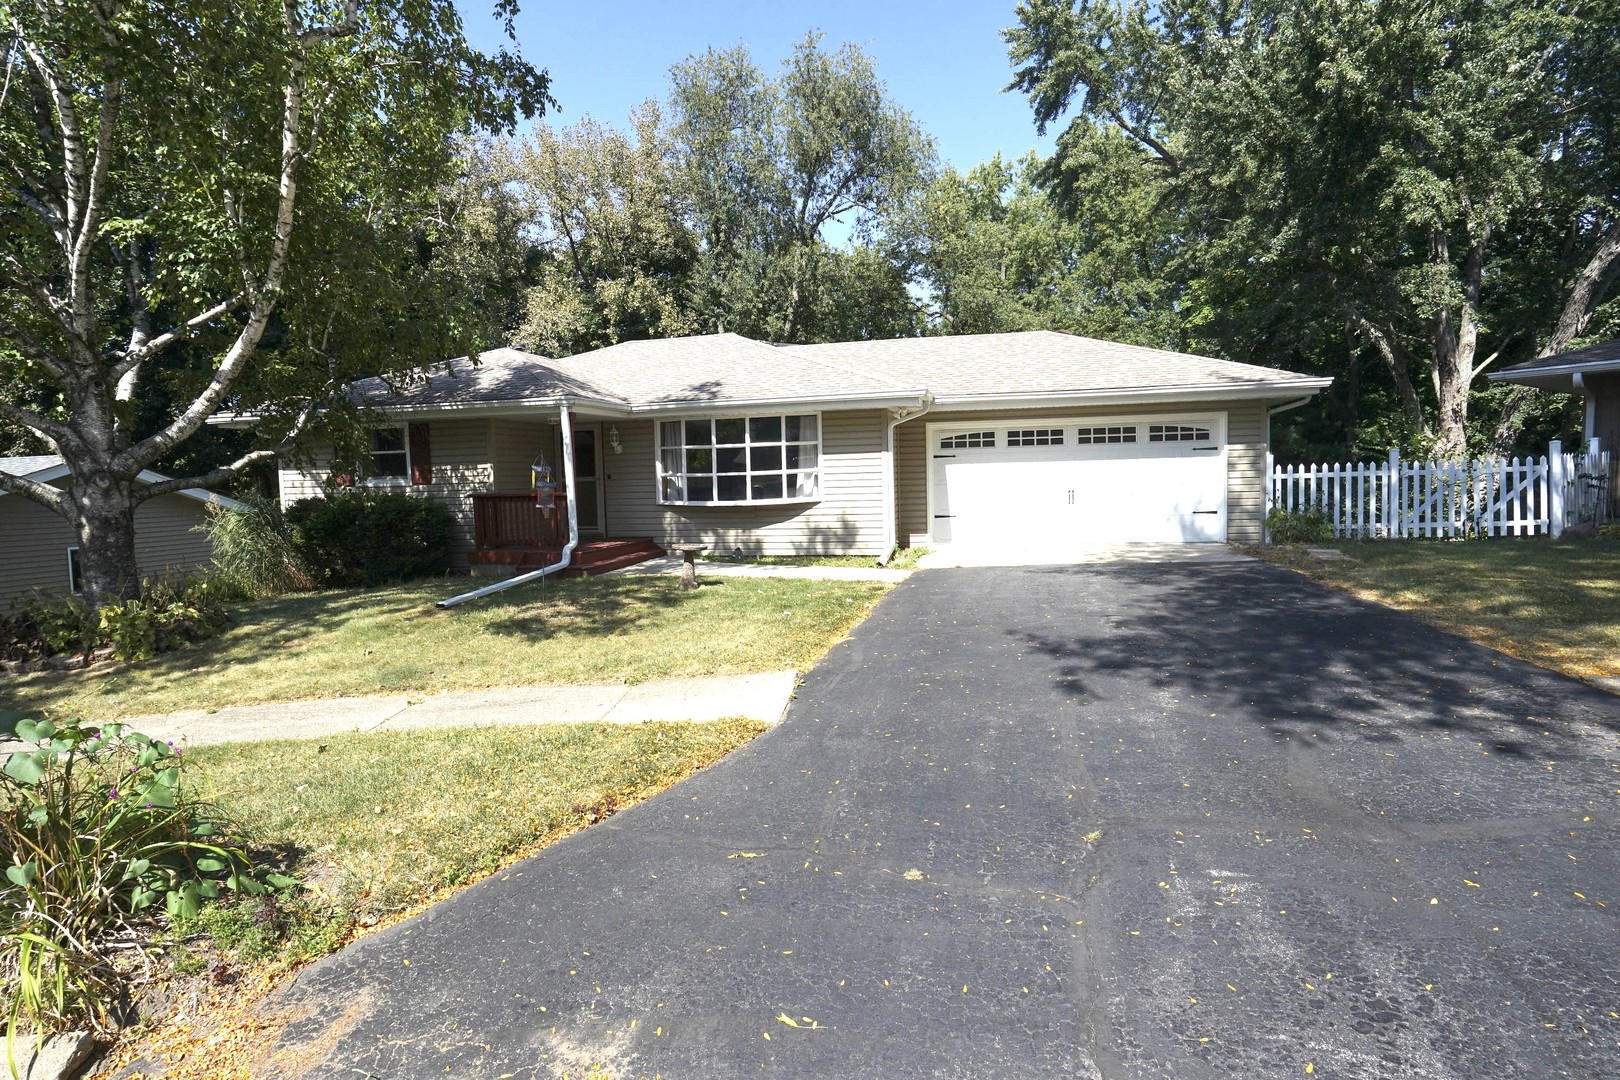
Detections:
532,453,559,516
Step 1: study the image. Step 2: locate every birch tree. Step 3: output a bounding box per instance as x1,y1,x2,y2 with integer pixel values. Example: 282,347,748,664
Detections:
0,0,548,606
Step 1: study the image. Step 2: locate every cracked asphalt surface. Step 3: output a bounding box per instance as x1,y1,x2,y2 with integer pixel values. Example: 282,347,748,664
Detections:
270,561,1620,1079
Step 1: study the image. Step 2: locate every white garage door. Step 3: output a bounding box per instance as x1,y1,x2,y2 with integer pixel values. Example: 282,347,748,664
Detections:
929,417,1227,546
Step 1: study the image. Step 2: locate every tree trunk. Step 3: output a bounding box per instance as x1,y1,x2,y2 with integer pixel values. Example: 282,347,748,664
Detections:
70,475,143,607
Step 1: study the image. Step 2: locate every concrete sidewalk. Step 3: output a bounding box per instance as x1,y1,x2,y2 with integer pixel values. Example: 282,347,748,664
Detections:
108,670,798,748
605,554,912,583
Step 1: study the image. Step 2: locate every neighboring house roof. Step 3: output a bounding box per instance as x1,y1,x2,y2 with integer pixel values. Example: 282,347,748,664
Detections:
1489,339,1620,392
0,455,246,510
213,330,1331,425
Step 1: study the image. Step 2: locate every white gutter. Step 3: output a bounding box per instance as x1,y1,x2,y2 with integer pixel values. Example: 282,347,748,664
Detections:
436,404,581,608
1267,396,1316,418
875,398,932,566
925,379,1334,411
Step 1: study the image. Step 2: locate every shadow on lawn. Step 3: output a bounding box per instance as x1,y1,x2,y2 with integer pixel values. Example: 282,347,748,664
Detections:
1009,560,1620,758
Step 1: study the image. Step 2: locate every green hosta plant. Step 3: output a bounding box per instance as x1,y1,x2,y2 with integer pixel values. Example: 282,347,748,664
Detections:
1,715,295,1056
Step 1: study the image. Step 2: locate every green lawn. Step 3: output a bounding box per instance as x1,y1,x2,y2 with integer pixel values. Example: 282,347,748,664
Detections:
6,574,889,721
187,719,763,931
1254,538,1620,681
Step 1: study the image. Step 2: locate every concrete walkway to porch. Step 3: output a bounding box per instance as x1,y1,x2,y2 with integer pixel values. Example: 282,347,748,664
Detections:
603,554,913,583
100,670,799,749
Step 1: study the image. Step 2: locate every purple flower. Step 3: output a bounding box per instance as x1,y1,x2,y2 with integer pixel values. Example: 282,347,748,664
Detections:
108,789,119,799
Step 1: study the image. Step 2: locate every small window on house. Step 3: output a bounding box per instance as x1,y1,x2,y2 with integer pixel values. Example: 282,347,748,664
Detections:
1148,424,1212,443
1006,428,1064,447
369,427,409,478
1075,425,1138,444
940,431,995,449
67,546,83,594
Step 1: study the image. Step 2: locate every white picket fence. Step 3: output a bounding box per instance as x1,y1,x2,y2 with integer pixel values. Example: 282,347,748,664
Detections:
1268,439,1611,540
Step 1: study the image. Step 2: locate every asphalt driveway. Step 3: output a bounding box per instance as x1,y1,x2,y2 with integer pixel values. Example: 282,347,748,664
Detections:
268,561,1620,1079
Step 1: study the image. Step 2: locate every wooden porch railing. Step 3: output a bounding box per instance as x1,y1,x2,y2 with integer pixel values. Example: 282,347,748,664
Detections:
472,492,569,549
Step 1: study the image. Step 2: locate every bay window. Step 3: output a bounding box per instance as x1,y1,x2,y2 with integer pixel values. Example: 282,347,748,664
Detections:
658,414,821,504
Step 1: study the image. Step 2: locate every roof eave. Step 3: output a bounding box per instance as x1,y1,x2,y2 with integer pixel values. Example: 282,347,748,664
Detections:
623,390,932,416
926,379,1333,412
1488,359,1620,391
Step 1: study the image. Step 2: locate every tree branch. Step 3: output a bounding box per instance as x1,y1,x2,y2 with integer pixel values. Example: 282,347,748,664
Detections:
1541,216,1620,357
131,395,323,504
0,466,69,515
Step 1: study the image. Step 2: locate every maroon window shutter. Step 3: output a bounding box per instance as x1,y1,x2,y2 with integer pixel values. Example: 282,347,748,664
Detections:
409,422,433,485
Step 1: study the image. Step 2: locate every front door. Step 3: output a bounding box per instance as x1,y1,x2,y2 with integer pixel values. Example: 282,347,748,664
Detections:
572,426,604,535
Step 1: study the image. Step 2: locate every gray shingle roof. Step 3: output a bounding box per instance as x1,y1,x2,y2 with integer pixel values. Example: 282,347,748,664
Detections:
0,454,65,478
787,330,1323,399
350,330,1325,414
1492,339,1620,377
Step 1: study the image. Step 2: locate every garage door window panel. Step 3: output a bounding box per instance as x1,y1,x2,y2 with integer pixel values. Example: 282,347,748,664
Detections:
1148,424,1212,443
941,431,995,449
659,415,821,505
1007,428,1064,446
1075,426,1137,444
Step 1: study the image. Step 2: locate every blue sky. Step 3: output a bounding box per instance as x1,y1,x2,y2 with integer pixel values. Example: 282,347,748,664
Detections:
459,1,1056,173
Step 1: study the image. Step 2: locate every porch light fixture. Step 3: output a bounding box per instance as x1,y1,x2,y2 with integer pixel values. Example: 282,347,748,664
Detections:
608,425,622,454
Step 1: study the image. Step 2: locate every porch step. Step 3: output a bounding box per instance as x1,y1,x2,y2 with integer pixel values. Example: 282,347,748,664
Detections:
469,538,664,577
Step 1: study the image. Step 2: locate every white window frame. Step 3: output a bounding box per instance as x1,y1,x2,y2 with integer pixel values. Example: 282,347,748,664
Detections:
66,545,82,594
365,425,411,485
655,412,824,507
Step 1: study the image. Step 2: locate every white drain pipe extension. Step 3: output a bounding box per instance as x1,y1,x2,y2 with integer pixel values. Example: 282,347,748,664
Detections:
437,403,581,608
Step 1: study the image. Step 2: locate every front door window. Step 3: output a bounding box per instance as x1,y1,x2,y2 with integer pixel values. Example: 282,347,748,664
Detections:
573,428,601,532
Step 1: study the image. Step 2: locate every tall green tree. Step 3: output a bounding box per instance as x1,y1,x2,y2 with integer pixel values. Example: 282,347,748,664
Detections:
668,34,936,342
920,147,1181,346
510,104,698,357
1008,0,1620,456
0,0,548,605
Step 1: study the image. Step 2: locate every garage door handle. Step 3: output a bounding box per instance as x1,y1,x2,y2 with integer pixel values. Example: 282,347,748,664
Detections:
1193,510,1219,515
933,514,954,519
933,454,956,459
1191,446,1220,452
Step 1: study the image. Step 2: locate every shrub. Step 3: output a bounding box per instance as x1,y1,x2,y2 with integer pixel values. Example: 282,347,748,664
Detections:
1266,505,1335,544
2,577,230,666
286,490,455,587
1,717,295,1043
96,577,232,662
0,593,95,663
202,496,313,599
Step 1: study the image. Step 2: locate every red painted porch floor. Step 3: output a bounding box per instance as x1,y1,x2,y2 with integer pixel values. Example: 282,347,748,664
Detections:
467,537,665,576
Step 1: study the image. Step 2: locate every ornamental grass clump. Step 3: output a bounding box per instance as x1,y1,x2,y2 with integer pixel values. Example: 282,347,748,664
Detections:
0,715,295,1057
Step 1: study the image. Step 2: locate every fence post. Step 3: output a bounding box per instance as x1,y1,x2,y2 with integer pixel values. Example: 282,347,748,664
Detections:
1549,439,1564,539
1385,448,1401,538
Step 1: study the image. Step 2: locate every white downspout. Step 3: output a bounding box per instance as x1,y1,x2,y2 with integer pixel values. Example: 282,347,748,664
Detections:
876,397,932,566
437,404,581,608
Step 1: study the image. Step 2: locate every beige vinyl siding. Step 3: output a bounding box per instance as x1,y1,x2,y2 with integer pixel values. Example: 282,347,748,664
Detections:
277,418,494,567
895,400,1271,545
489,418,552,493
0,489,216,605
604,409,889,555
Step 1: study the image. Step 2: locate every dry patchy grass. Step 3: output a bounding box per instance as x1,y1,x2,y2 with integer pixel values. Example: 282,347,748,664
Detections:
5,574,887,721
1253,537,1620,680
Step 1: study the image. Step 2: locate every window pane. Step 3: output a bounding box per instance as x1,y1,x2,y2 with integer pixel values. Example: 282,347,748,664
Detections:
371,451,408,478
661,421,683,448
750,445,782,471
749,416,782,442
751,474,784,500
791,470,818,498
785,414,818,441
714,417,746,443
685,448,713,473
372,428,404,453
716,446,747,473
787,444,818,469
661,448,682,475
684,420,712,446
661,475,684,501
717,474,746,501
688,476,714,502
